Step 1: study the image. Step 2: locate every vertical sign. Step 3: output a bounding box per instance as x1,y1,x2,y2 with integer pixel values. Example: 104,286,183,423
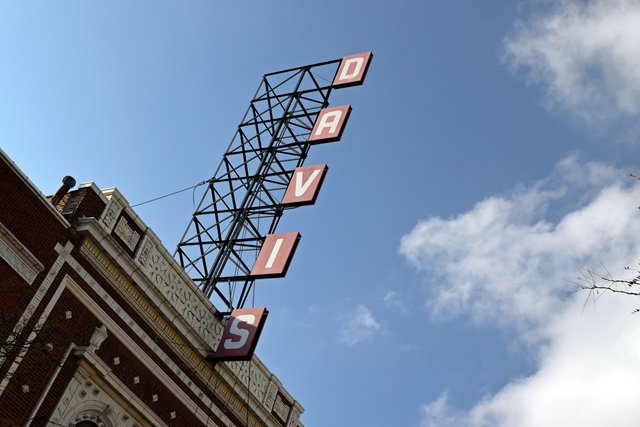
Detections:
282,164,329,206
250,232,301,278
210,307,268,361
308,105,351,143
204,52,373,364
332,51,373,88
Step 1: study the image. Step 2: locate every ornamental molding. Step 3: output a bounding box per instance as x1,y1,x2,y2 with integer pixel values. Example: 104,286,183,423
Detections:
99,192,124,233
114,216,140,252
51,364,147,427
0,221,44,285
227,360,270,404
273,393,291,423
263,381,278,411
79,236,223,354
77,238,219,371
134,236,222,350
286,407,302,427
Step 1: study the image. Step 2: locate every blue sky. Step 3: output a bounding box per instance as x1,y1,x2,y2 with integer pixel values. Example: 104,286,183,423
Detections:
4,1,640,426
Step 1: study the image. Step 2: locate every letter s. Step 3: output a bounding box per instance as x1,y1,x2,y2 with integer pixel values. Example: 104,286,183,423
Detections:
223,314,256,350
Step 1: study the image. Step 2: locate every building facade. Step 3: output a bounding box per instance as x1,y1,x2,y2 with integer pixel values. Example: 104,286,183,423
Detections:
0,149,303,427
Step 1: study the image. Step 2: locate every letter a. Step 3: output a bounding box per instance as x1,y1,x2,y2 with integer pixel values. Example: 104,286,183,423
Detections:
314,111,342,136
309,106,351,143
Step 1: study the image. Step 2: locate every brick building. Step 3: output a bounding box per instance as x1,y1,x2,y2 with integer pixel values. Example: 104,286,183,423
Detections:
0,149,303,427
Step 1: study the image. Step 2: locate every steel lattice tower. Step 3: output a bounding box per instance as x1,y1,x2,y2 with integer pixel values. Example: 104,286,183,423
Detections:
175,57,350,312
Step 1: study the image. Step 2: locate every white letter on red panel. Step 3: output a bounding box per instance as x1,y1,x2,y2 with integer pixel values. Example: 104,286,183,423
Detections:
250,232,300,278
211,308,268,361
333,51,373,88
282,164,329,206
225,314,254,349
308,105,351,143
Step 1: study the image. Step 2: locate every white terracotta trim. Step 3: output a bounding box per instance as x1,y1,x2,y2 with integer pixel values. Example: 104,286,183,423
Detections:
0,222,44,285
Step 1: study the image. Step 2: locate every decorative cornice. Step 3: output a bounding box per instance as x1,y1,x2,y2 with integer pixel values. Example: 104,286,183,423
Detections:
74,189,304,425
74,242,284,426
79,236,222,358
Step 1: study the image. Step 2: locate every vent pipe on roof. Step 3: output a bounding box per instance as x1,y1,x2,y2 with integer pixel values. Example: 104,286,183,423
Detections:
50,176,77,206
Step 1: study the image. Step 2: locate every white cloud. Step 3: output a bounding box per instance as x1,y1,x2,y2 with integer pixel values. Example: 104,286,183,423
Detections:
464,296,640,427
422,307,640,427
504,0,640,125
400,156,640,330
421,392,465,427
383,290,409,313
402,158,640,426
340,305,381,346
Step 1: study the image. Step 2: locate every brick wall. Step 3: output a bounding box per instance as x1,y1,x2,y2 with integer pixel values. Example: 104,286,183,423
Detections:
2,284,97,426
55,186,107,223
0,158,68,268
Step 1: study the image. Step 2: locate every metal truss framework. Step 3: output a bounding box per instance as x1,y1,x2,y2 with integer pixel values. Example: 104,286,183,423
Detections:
175,58,344,312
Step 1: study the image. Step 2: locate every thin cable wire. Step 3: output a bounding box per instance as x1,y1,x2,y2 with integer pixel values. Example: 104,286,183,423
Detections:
192,183,201,210
252,282,255,308
311,70,332,84
204,361,223,427
246,360,251,426
200,366,215,426
131,179,209,207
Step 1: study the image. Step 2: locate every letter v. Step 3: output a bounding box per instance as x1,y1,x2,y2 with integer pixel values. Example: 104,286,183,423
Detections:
294,169,322,197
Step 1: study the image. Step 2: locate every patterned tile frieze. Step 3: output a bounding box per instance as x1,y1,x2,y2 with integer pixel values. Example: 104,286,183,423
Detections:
134,236,223,351
79,239,220,369
228,360,270,402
